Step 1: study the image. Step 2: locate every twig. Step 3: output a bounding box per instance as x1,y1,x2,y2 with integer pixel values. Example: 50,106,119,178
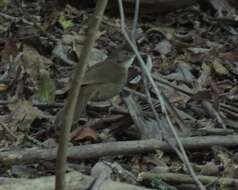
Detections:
0,12,19,21
55,1,109,190
202,100,226,129
139,172,238,188
220,103,238,114
220,106,238,118
0,122,17,140
152,73,194,96
142,67,185,159
124,87,196,121
117,1,206,190
123,94,150,138
33,102,64,108
131,0,140,40
141,58,162,130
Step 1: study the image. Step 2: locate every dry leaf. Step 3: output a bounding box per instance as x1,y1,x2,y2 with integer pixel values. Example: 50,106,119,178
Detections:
20,45,53,81
72,127,97,141
200,161,219,176
212,58,229,76
8,99,44,122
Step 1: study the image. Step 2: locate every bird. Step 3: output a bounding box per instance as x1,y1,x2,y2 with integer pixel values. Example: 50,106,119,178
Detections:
55,49,135,127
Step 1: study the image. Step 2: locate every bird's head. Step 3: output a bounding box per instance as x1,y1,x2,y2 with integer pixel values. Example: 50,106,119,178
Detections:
111,50,135,68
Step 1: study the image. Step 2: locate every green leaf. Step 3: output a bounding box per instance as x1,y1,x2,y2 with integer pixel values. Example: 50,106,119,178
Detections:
59,14,74,30
34,68,55,103
0,0,9,9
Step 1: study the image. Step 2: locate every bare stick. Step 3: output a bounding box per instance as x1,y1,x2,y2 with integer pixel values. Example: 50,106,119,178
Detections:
55,1,108,190
202,100,226,129
140,172,238,188
131,0,140,40
117,1,206,190
1,135,238,164
142,68,185,159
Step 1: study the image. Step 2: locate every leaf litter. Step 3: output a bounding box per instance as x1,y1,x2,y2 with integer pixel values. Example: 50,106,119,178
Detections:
0,0,238,189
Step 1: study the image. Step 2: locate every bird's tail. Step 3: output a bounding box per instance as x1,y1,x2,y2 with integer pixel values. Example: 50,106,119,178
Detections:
73,86,93,122
55,86,94,127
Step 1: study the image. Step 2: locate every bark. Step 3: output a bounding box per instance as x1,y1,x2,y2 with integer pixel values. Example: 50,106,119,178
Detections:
1,135,238,164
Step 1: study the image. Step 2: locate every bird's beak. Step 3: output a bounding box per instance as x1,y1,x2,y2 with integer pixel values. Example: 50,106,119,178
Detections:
124,55,136,68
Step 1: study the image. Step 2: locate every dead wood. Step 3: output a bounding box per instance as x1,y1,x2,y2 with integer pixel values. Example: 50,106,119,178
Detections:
140,172,238,188
0,171,154,190
1,135,238,164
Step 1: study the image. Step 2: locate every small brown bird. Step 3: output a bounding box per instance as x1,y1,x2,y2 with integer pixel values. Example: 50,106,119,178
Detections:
55,50,135,126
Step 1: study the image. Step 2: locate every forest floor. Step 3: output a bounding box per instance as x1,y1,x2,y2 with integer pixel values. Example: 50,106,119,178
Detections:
0,1,238,190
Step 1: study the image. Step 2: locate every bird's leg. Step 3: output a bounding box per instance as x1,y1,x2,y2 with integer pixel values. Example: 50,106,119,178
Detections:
108,96,125,114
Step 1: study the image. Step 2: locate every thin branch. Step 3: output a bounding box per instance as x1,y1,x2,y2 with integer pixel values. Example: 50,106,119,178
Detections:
55,1,109,190
142,66,185,160
131,0,140,40
117,1,206,190
140,172,238,187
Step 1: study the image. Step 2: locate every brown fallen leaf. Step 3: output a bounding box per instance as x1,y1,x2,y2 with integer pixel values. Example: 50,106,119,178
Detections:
0,99,45,148
72,127,97,141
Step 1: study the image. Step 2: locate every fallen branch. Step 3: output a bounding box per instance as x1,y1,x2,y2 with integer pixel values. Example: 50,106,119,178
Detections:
1,135,238,164
139,172,238,188
0,171,154,190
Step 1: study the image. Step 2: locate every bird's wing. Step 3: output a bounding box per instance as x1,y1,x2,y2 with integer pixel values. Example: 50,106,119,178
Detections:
82,64,104,85
82,53,134,86
82,61,116,86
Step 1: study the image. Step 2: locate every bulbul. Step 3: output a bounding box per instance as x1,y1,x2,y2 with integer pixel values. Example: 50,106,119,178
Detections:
55,50,135,126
